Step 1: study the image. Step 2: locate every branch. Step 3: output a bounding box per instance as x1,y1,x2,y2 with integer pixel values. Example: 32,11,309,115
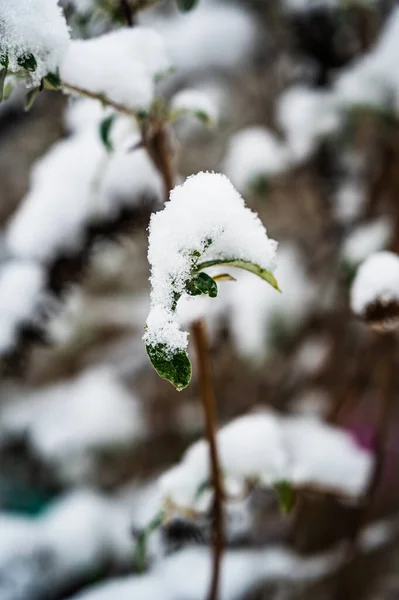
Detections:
62,82,139,119
192,319,224,600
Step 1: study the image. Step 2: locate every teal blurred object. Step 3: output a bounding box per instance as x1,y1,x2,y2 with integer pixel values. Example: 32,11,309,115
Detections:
0,480,57,515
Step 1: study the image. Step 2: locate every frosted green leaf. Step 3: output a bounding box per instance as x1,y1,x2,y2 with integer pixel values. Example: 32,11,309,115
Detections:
147,343,192,391
195,259,281,292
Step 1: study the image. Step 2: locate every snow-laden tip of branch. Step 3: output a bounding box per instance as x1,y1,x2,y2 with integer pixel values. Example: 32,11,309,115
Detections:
60,27,170,112
350,251,399,328
222,127,290,193
143,172,278,390
0,0,70,86
159,411,373,512
0,261,45,353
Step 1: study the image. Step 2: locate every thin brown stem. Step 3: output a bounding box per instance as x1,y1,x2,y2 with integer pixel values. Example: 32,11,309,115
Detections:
62,82,138,118
362,333,396,511
120,0,134,26
192,319,224,600
145,126,175,201
332,332,396,600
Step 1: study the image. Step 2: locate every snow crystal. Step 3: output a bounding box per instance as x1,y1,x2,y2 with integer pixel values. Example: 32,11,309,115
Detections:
0,261,45,352
0,0,70,86
277,85,340,162
160,410,372,511
350,251,399,316
222,127,290,193
60,27,170,111
143,172,277,355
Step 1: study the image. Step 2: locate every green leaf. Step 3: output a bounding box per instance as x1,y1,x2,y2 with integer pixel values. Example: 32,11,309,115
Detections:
99,114,116,151
186,272,218,298
176,0,199,10
146,343,192,391
17,53,37,72
133,511,164,572
0,67,7,102
24,87,40,111
194,110,213,125
2,81,14,101
44,70,62,90
194,259,281,292
212,273,236,282
274,480,295,514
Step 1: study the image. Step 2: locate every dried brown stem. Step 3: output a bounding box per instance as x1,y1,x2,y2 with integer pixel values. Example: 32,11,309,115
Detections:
192,319,224,600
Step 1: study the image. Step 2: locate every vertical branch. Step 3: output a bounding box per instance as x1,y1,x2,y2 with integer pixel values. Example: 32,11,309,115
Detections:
144,124,176,202
192,319,225,600
119,0,135,26
362,332,396,510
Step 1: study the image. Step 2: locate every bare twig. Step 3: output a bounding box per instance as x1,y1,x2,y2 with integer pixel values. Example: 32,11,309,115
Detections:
62,82,138,119
120,0,134,26
143,124,175,201
192,319,224,600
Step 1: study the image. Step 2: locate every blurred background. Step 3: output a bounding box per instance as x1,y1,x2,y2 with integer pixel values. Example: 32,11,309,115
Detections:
1,0,399,598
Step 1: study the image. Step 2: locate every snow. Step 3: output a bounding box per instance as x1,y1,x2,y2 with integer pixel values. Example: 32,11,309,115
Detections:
145,3,258,78
60,27,170,111
334,180,366,224
277,86,341,163
0,489,135,590
70,513,394,600
0,367,145,482
0,261,45,352
6,131,105,261
6,99,162,262
143,172,278,356
222,127,290,193
160,410,373,512
282,416,371,496
0,0,70,86
294,336,330,377
335,7,399,113
283,0,377,11
70,544,341,600
171,88,219,125
350,251,399,316
41,490,135,577
341,218,393,266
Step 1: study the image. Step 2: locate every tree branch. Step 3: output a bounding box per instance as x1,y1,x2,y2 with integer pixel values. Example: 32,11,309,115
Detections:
192,319,224,600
